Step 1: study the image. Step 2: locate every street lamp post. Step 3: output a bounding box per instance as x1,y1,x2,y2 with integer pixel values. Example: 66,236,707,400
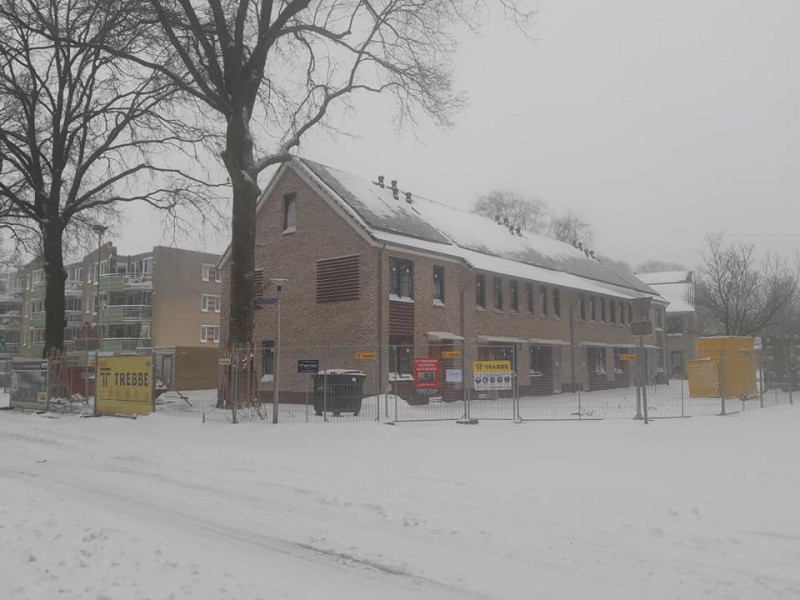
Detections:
91,224,107,415
270,277,290,424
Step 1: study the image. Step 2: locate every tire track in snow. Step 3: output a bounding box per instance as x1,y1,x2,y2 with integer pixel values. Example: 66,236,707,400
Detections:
3,467,496,600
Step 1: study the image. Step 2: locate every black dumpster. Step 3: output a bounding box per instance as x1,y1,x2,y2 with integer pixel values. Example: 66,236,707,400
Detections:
312,370,366,416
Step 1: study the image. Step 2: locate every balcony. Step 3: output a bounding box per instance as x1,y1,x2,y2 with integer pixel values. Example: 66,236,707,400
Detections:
99,272,153,292
0,342,20,355
101,305,152,323
65,280,83,296
100,338,152,352
31,311,46,327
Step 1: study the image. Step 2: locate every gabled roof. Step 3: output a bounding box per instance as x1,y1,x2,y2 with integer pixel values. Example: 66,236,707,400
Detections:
220,157,663,301
636,271,694,313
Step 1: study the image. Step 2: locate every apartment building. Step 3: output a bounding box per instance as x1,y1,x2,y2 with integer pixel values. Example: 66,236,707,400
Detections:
0,271,22,357
219,158,668,402
636,271,697,378
14,245,222,356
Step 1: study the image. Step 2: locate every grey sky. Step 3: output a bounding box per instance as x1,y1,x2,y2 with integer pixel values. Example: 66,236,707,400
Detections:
121,0,800,269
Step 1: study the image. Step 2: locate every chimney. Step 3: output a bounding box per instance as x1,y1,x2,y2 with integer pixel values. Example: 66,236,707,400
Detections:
404,191,413,204
390,179,398,200
377,175,385,188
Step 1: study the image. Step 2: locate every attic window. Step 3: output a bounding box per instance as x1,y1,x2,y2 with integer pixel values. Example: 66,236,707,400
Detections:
283,192,297,233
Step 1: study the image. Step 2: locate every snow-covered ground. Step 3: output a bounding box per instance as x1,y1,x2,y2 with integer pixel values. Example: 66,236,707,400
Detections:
1,400,798,599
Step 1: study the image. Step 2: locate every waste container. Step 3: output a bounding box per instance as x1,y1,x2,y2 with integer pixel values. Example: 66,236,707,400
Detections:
312,370,366,416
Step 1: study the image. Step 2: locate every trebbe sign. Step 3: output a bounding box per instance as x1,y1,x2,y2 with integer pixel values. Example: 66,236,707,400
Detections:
473,360,513,391
95,356,154,416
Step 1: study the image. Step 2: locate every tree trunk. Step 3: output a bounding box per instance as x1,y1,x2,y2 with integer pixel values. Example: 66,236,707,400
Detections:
42,220,67,357
224,112,259,346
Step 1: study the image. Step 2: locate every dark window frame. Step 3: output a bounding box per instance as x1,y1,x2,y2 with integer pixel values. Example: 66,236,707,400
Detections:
389,258,414,298
493,277,503,310
433,265,445,303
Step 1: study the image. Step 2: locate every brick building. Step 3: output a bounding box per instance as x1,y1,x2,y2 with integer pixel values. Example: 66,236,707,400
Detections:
636,271,697,378
219,158,667,402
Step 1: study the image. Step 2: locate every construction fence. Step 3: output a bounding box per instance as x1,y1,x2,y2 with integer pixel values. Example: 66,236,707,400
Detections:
153,340,796,424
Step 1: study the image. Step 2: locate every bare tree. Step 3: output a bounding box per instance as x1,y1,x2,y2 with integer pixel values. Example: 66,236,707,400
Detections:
0,0,218,356
695,233,799,336
549,211,593,245
96,0,533,346
473,190,548,233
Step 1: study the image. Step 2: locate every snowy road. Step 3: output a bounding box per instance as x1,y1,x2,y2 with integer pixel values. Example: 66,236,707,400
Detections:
1,406,799,599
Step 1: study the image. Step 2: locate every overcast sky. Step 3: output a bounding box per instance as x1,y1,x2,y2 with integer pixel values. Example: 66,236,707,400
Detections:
121,0,800,270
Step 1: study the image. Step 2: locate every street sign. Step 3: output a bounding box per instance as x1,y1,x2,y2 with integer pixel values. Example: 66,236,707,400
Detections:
630,321,654,336
297,359,320,374
355,351,377,360
441,350,462,359
619,353,637,361
254,297,279,306
218,357,232,366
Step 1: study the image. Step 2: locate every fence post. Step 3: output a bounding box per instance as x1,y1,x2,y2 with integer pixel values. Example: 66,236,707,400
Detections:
232,355,238,424
789,340,794,406
718,352,726,416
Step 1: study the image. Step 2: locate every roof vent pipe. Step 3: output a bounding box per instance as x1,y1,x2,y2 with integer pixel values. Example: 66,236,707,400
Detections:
404,191,413,204
390,180,399,199
377,175,385,188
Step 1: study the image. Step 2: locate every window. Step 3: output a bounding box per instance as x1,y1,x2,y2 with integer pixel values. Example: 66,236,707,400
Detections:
600,298,606,323
261,340,275,378
475,274,486,308
614,349,625,373
593,348,607,375
667,316,683,334
655,307,664,329
590,296,597,321
509,280,519,312
579,295,586,321
200,325,220,343
283,192,297,232
389,258,414,298
389,340,414,376
628,303,633,324
526,282,534,314
553,288,561,318
433,266,445,305
202,264,221,283
620,302,626,325
609,299,616,324
530,345,545,376
201,294,221,312
539,286,548,317
493,277,503,310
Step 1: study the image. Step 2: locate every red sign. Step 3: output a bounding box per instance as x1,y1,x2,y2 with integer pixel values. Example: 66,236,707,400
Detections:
413,357,441,393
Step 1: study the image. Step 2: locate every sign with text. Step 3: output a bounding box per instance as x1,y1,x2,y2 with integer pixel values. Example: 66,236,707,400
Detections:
96,356,153,416
355,351,377,360
297,359,320,374
414,357,441,394
441,350,462,359
472,360,513,391
618,353,638,361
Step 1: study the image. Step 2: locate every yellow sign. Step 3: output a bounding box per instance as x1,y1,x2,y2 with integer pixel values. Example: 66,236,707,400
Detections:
96,356,153,416
619,353,637,361
441,350,462,359
473,360,512,373
355,351,377,360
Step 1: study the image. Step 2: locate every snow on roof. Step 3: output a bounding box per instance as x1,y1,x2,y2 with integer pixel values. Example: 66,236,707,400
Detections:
636,271,691,285
649,282,694,313
296,159,659,300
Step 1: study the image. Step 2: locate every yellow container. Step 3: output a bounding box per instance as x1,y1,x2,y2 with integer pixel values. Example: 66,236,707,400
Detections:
691,337,757,399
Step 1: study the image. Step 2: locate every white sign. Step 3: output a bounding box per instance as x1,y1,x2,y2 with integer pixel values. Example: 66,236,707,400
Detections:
445,369,463,383
473,372,514,391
